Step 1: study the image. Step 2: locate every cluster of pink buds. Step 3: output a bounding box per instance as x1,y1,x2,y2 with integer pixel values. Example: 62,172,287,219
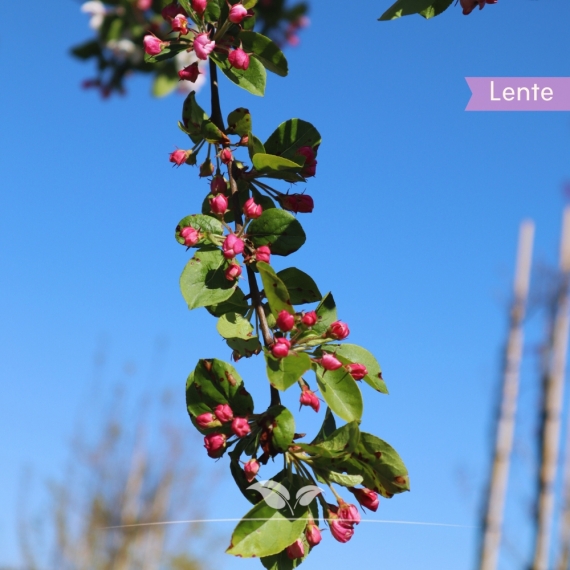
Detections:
328,500,360,543
214,404,233,422
194,32,215,60
180,226,200,247
296,146,317,178
301,311,317,327
280,193,314,214
349,487,379,512
276,310,295,332
243,458,260,482
460,0,497,14
299,384,320,413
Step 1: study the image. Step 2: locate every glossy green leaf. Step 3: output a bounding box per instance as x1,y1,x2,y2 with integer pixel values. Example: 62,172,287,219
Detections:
310,292,338,337
327,471,364,487
257,261,293,316
180,247,237,310
144,42,188,63
186,358,254,417
248,131,265,160
419,0,454,18
378,0,446,20
276,268,322,305
206,287,249,317
152,60,179,97
264,119,321,162
217,312,255,340
252,153,303,175
204,0,221,21
239,31,288,77
299,421,360,459
243,0,257,7
267,405,295,452
227,336,262,359
201,118,229,144
265,352,312,391
182,91,208,144
316,366,363,423
175,214,224,247
333,344,388,394
247,209,306,256
227,108,252,136
312,407,336,444
211,51,266,97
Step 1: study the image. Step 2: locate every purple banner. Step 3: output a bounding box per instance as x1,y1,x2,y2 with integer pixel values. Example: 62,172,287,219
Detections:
465,77,570,111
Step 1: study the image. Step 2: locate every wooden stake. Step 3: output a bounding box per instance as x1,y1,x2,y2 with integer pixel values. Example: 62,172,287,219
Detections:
478,220,534,570
533,207,570,570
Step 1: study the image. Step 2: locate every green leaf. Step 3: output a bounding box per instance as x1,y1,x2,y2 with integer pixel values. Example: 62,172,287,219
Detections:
264,119,321,162
248,131,266,160
267,405,295,452
152,60,179,97
257,261,293,317
312,407,336,444
239,31,288,77
217,312,255,340
201,118,229,144
311,292,338,336
186,358,254,417
378,0,447,20
227,336,263,359
265,352,312,391
182,91,208,144
176,214,224,247
243,0,258,7
227,472,309,557
316,366,363,423
204,0,221,21
144,42,189,63
333,344,388,394
227,108,252,136
260,537,309,570
327,472,364,487
206,287,249,317
252,153,303,175
419,0,454,18
180,247,237,310
211,51,266,97
300,421,360,459
247,209,306,256
276,268,322,305
70,39,101,60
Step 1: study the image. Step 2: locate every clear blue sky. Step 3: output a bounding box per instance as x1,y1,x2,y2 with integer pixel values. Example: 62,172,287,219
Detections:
1,1,570,569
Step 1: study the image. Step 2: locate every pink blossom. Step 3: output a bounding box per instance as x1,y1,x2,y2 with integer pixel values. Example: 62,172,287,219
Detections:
299,387,320,413
271,337,291,359
228,48,250,70
225,263,242,281
191,0,208,15
171,13,188,33
286,539,305,560
204,432,226,458
193,33,215,60
220,148,233,164
305,521,322,546
195,412,217,428
231,416,251,437
349,487,379,512
301,311,317,327
296,146,317,177
243,197,262,219
136,0,152,10
329,516,354,543
180,226,200,247
280,193,314,213
244,458,260,483
256,245,271,264
276,310,295,332
228,3,248,23
169,149,189,166
210,175,227,195
210,194,228,215
143,35,168,56
320,353,343,371
178,62,200,82
347,363,367,380
222,234,245,259
327,321,350,340
214,403,233,423
460,0,497,14
337,501,360,525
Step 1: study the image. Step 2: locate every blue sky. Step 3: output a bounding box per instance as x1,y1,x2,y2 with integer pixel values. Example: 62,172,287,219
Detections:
1,1,570,568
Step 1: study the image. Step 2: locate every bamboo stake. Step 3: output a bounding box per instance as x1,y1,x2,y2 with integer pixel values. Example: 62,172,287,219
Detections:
533,207,570,570
478,220,535,570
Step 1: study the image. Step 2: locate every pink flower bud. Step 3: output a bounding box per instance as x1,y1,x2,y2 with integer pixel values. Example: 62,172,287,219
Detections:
329,515,354,543
347,363,367,381
296,146,317,177
231,416,251,437
271,337,291,359
191,0,208,15
349,487,379,512
143,35,168,56
210,194,228,215
243,197,262,219
320,353,342,371
180,226,200,247
276,310,295,332
204,432,226,458
178,62,200,82
280,193,314,213
460,0,496,15
222,234,245,259
193,32,215,60
299,387,320,413
256,245,271,264
337,501,360,525
243,458,260,483
220,148,233,164
327,321,350,340
210,175,227,195
301,311,317,327
195,412,217,428
161,2,186,21
199,159,214,177
137,0,152,10
305,521,322,546
286,539,305,560
169,149,190,166
225,263,242,281
171,13,188,33
214,403,234,423
228,48,250,70
228,3,248,23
